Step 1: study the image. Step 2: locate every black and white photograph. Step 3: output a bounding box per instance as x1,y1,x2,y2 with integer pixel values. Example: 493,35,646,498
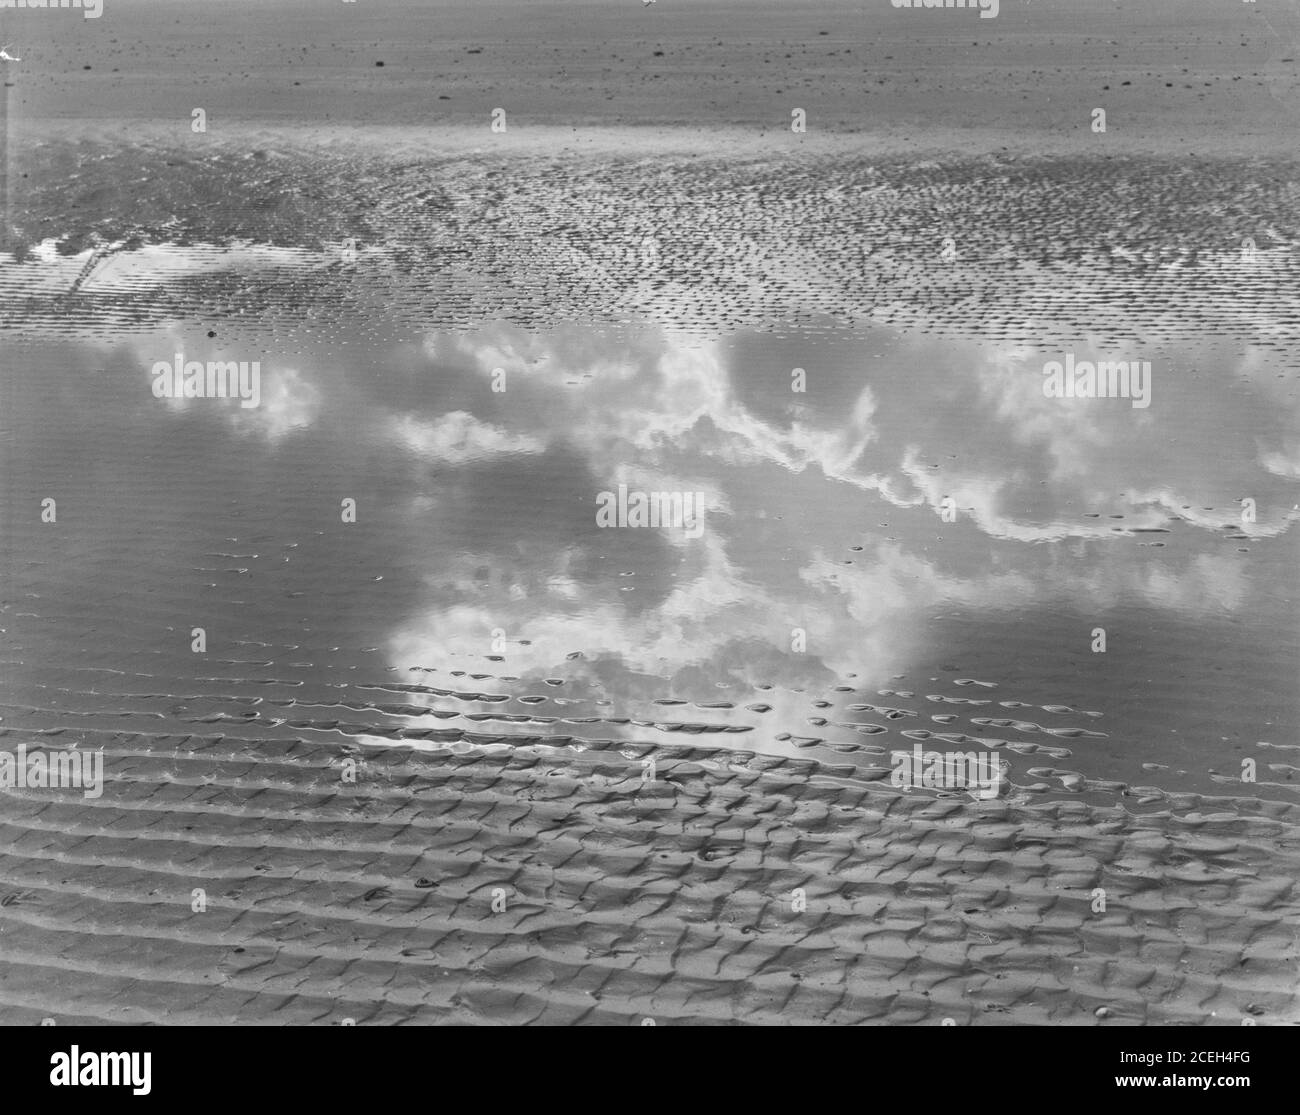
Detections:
0,0,1297,1066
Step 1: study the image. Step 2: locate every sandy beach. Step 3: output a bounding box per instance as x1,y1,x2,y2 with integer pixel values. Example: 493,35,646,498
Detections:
1,0,1298,1027
8,0,1300,153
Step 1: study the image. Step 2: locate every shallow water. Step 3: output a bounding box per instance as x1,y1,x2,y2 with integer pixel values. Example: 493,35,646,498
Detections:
3,304,1296,811
2,138,1300,1025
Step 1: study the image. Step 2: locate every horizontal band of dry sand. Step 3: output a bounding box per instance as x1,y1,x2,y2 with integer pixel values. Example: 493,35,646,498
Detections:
6,0,1300,158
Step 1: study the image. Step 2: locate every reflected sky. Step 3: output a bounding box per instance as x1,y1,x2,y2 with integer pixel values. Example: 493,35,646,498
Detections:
3,310,1298,806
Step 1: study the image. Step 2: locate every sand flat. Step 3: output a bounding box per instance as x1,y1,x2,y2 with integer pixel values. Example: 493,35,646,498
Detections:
1,742,1298,1024
8,0,1300,154
1,0,1298,1027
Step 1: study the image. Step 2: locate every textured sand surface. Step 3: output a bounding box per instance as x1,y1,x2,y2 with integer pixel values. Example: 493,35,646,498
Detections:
1,0,1299,1027
3,136,1299,358
1,735,1298,1025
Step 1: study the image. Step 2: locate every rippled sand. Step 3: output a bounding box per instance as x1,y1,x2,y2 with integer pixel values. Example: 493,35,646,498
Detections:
2,0,1299,1027
2,739,1298,1025
5,132,1299,362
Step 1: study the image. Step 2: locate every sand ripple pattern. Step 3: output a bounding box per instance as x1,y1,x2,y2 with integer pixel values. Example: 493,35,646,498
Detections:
3,138,1299,1025
2,145,1298,356
1,652,1298,1026
1,726,1299,1025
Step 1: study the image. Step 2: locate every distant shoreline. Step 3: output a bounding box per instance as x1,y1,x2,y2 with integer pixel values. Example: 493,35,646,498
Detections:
15,117,1300,161
2,0,1295,161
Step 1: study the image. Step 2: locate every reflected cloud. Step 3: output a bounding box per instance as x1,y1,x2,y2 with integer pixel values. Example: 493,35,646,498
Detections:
70,313,1297,725
391,411,545,462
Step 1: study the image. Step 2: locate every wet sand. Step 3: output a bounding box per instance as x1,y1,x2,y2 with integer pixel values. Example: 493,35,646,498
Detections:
2,741,1298,1025
1,0,1299,1026
5,134,1299,356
